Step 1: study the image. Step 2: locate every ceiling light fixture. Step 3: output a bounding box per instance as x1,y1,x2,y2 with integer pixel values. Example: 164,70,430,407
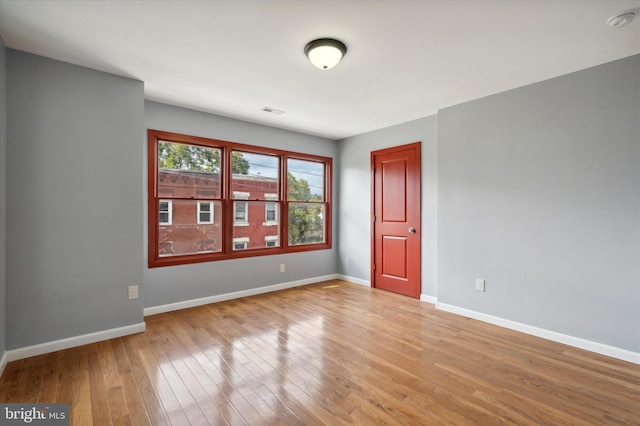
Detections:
304,38,347,70
607,8,639,28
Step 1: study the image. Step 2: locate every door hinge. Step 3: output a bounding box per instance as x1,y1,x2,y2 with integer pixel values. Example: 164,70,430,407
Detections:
373,263,376,271
373,215,376,222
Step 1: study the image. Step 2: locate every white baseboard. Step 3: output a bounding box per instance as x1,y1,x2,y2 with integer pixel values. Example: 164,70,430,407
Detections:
336,274,370,287
0,351,7,377
420,294,437,304
6,322,146,362
144,274,341,316
436,302,640,365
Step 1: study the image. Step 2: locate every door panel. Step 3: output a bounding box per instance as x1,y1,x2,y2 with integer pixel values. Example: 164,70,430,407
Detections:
381,159,407,222
372,143,421,298
382,236,407,278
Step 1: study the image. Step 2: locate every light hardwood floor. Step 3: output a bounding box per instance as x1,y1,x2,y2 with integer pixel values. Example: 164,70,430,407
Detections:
1,280,639,425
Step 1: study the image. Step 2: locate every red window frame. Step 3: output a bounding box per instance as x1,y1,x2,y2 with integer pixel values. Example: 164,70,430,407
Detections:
148,129,332,268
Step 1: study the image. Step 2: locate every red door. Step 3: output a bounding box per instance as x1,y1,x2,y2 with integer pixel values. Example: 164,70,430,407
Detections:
371,142,421,298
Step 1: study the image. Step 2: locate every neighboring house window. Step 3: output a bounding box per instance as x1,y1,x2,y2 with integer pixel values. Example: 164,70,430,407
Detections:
265,235,279,248
159,200,172,225
197,201,213,224
265,203,277,224
233,192,249,225
148,129,332,267
264,193,278,225
266,203,277,222
233,237,249,250
235,202,247,224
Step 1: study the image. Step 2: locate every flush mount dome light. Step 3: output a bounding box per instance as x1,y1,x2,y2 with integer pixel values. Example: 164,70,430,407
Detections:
304,38,347,70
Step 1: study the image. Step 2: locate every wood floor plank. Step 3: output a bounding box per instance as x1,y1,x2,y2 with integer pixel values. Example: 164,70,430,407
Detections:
70,346,93,426
22,354,47,402
121,337,170,426
88,349,113,426
0,356,35,402
37,352,61,403
1,280,639,425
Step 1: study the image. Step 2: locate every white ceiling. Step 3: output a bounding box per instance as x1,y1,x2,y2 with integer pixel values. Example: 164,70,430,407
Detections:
1,1,639,140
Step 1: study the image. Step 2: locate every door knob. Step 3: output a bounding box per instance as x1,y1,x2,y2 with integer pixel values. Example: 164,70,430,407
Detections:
408,227,416,234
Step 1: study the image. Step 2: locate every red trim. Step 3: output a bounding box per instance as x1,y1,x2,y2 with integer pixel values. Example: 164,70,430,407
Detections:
147,132,158,267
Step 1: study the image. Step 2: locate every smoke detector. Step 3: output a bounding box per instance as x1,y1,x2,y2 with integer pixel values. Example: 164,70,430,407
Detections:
607,8,639,28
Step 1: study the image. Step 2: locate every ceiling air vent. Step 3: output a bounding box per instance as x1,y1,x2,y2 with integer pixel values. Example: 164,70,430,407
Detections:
261,107,286,115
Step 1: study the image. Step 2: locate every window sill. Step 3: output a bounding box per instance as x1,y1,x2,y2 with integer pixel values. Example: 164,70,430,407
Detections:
148,242,331,268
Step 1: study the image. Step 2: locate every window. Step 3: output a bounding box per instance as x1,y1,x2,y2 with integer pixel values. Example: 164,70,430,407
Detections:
197,201,213,224
148,129,331,267
287,158,326,245
265,235,279,248
263,193,278,226
266,203,277,222
159,200,172,225
233,237,249,251
234,201,248,225
233,192,249,225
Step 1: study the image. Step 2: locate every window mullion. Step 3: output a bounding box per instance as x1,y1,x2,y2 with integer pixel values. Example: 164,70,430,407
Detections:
282,154,289,250
223,146,233,255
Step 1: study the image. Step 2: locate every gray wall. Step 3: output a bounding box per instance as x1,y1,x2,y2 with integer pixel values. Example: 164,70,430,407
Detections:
337,116,438,298
0,36,6,361
6,51,145,349
143,101,339,308
438,55,640,352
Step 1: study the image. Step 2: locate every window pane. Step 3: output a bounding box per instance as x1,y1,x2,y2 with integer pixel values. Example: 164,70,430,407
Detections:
233,201,280,250
232,151,279,200
158,200,222,256
288,203,325,245
158,141,221,199
287,158,324,201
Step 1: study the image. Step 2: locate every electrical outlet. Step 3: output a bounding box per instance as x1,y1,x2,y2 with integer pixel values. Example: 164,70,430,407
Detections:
280,264,285,273
475,279,485,292
128,285,139,300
